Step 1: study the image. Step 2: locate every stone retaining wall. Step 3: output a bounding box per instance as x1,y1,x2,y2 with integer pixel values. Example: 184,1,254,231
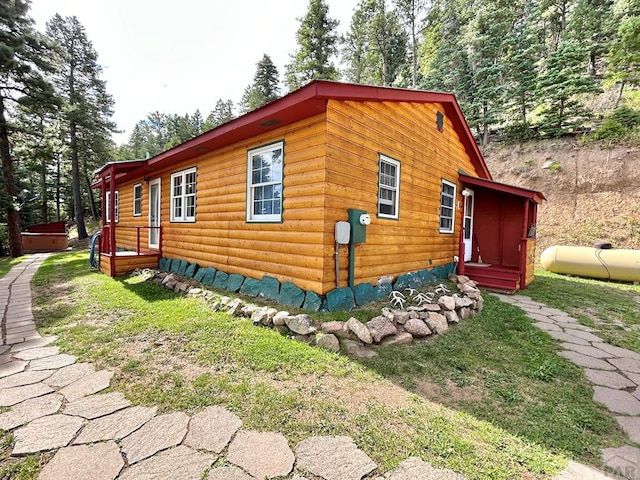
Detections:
140,268,484,356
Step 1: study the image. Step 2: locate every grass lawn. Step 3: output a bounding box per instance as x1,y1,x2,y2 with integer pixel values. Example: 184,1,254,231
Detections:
18,251,630,478
0,256,25,279
526,270,640,353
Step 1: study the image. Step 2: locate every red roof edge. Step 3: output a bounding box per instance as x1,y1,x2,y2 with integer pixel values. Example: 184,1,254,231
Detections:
98,80,492,185
459,173,545,203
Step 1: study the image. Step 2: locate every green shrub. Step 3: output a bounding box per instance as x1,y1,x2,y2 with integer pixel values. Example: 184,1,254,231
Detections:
611,107,640,128
593,118,628,140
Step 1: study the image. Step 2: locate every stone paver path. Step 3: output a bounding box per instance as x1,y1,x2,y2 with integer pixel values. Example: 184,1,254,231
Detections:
494,293,640,480
0,256,470,480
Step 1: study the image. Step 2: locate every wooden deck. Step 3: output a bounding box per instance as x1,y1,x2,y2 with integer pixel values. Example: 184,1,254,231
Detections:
99,251,160,277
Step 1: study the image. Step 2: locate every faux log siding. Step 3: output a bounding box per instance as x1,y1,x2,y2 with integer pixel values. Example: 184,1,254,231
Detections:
112,181,150,250
324,100,480,288
114,114,329,293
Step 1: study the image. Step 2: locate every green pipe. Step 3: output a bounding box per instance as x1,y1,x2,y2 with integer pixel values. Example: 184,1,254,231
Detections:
348,242,355,288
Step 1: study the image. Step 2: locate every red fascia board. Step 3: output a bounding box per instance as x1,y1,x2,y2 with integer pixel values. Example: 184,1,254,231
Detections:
101,80,491,186
460,173,545,203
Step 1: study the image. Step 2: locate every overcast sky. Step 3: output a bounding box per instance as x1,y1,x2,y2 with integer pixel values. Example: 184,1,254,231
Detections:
29,0,361,144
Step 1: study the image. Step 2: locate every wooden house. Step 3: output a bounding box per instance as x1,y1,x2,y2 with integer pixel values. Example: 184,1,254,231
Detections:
95,80,544,296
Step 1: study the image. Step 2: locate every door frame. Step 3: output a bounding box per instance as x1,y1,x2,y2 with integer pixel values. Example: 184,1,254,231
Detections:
148,177,161,249
462,188,475,262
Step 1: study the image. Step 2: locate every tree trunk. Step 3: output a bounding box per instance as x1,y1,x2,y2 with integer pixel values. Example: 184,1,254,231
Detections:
0,97,23,257
482,103,489,146
55,153,61,222
85,173,97,219
40,155,48,223
70,120,88,239
615,82,625,109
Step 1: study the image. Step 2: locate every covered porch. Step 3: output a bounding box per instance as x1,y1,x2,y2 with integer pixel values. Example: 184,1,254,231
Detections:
94,160,162,278
457,174,545,291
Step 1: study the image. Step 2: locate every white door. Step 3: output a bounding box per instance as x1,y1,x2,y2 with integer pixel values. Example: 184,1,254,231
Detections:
463,188,475,262
149,178,161,249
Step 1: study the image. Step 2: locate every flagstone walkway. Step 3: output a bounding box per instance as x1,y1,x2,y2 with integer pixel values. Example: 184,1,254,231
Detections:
0,256,629,479
0,256,467,479
494,293,640,480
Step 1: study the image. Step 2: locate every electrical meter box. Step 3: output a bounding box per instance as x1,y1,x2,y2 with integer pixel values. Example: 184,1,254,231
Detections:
335,221,351,244
347,208,368,243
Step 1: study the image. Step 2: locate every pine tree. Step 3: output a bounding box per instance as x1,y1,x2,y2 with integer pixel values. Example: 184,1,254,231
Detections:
0,0,57,256
342,0,408,86
240,54,280,113
568,0,615,77
205,99,235,129
285,0,340,91
46,14,115,238
393,0,425,88
503,0,542,135
537,39,601,134
607,0,640,105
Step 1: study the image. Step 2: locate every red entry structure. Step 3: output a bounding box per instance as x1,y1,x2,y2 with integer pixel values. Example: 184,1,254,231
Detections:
457,174,545,291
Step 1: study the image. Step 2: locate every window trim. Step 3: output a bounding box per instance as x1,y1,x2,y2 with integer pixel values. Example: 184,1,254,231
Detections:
170,167,197,223
377,154,400,220
133,183,143,217
439,179,456,234
246,140,285,223
105,190,119,223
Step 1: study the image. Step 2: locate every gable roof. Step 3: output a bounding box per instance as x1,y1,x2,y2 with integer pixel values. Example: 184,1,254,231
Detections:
97,80,491,183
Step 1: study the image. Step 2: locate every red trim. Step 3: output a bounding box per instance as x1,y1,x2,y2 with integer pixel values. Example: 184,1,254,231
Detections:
96,80,492,187
459,173,545,203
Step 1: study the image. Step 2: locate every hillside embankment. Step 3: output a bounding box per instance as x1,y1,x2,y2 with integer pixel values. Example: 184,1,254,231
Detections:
481,140,640,258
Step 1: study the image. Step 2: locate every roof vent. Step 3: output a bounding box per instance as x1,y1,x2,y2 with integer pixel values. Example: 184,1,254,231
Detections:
260,118,281,127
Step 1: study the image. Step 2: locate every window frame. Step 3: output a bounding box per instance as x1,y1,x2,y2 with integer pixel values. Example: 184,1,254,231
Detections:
170,167,197,223
246,140,285,223
439,179,456,234
105,190,119,223
133,183,143,217
377,154,401,219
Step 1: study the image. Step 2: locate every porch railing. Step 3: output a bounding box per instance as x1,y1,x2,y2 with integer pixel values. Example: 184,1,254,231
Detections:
101,225,162,257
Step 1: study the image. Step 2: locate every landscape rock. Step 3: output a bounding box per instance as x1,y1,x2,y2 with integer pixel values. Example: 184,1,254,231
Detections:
119,445,215,480
404,318,432,337
295,435,376,480
212,271,229,290
454,295,475,309
321,321,350,339
302,291,323,312
226,274,245,293
326,287,355,312
346,317,373,344
458,307,471,320
341,339,377,358
444,310,460,324
227,430,294,479
315,333,340,352
184,406,242,453
393,311,412,325
184,263,199,278
121,411,190,464
260,275,281,301
380,332,414,346
13,414,85,455
226,298,244,316
426,312,449,334
285,314,316,335
354,283,376,306
366,316,397,343
272,311,291,326
38,441,124,480
438,295,456,311
239,277,261,296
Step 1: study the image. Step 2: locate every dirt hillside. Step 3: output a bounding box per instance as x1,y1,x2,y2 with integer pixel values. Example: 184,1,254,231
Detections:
481,140,640,258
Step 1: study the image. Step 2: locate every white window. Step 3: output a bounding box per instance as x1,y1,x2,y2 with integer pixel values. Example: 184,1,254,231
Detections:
133,183,142,217
105,190,119,223
247,141,284,222
171,168,197,222
439,180,456,233
378,155,400,219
